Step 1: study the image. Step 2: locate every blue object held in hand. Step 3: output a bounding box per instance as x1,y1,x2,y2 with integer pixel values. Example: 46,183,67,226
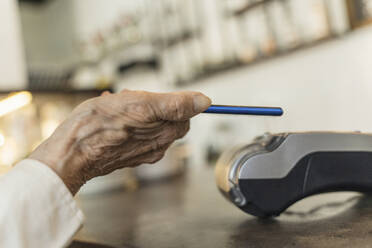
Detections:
203,105,283,116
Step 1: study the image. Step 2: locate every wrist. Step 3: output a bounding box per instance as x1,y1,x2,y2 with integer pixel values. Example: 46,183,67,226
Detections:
29,135,86,195
29,150,84,195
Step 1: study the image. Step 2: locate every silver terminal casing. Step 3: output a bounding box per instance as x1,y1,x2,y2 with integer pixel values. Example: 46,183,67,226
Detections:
215,133,287,207
215,132,372,209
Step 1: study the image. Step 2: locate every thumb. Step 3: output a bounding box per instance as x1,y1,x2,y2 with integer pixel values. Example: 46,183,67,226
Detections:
151,91,211,121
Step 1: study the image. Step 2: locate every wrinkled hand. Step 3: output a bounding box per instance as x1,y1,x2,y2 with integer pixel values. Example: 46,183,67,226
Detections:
29,90,211,195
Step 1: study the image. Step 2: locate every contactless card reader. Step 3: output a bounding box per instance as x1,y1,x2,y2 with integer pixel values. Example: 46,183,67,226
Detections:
215,132,372,217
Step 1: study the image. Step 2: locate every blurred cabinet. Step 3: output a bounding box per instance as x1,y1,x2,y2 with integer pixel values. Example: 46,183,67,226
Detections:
144,0,352,86
17,0,372,89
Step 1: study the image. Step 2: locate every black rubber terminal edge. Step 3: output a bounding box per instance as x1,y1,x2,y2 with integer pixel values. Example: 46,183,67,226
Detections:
238,152,372,217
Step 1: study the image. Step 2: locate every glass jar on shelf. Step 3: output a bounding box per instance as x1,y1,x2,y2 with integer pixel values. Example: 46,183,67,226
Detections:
288,0,331,43
266,0,300,51
241,5,277,57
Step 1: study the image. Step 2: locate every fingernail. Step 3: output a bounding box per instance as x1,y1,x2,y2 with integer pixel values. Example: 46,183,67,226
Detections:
193,94,211,113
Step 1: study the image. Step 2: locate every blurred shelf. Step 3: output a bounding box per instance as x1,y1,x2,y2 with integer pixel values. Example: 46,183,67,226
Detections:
19,0,50,4
176,33,350,86
0,89,112,95
118,58,159,74
233,0,274,17
153,29,200,49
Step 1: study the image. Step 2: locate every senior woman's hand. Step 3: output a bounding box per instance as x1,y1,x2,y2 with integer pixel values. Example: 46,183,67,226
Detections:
29,90,211,195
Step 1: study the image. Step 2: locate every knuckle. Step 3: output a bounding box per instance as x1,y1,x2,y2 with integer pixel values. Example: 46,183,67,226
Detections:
123,102,155,122
135,91,152,103
172,121,190,139
179,121,190,138
87,107,98,116
104,130,128,145
88,145,104,159
119,89,130,94
147,150,165,164
151,139,161,151
142,92,153,102
161,127,178,142
170,126,180,140
185,121,190,132
157,152,166,161
132,103,148,114
174,95,187,120
175,128,183,140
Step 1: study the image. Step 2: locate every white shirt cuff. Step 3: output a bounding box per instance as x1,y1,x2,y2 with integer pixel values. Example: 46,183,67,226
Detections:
0,159,84,248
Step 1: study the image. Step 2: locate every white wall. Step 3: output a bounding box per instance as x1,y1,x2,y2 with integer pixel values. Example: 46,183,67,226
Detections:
0,0,27,90
118,27,372,166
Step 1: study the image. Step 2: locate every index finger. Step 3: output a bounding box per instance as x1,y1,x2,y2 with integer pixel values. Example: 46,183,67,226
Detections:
150,91,211,121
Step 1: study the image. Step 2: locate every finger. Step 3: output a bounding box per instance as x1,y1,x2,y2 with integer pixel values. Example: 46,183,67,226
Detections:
150,91,211,121
101,91,111,96
125,145,169,167
105,140,172,170
158,120,190,141
104,121,188,169
109,136,173,164
141,147,168,164
175,120,190,139
131,120,189,140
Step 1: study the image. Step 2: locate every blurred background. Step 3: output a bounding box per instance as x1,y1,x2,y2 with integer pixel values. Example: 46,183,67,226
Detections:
1,0,372,193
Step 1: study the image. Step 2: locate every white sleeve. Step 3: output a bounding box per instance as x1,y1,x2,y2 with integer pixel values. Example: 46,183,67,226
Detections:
0,159,84,248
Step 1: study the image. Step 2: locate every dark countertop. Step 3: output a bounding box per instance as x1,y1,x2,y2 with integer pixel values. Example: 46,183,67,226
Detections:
71,166,372,248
